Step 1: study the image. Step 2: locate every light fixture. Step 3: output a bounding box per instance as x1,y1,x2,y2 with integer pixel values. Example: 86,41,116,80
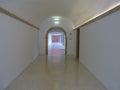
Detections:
54,21,60,24
54,18,60,21
53,16,61,21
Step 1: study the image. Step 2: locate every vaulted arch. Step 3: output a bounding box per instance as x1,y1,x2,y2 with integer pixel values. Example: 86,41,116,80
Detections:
45,27,67,55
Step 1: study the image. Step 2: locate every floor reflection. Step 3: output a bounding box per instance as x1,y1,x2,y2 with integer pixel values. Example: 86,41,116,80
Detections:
6,55,106,90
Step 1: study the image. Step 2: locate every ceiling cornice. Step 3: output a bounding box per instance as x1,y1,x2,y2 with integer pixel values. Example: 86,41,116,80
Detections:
0,7,40,30
74,3,120,30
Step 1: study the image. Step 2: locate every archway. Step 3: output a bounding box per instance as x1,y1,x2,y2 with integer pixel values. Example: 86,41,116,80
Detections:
46,27,67,55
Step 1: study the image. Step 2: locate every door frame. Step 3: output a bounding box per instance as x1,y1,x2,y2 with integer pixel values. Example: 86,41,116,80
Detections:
45,27,67,55
76,28,80,59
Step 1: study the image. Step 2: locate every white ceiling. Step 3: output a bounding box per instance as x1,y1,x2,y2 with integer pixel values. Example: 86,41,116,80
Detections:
0,0,120,28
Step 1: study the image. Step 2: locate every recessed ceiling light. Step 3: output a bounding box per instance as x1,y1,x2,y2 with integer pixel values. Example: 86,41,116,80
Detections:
54,18,60,21
53,16,61,21
54,21,60,24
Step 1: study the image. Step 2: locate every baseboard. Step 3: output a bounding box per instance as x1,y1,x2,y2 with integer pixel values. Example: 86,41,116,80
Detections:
79,59,107,90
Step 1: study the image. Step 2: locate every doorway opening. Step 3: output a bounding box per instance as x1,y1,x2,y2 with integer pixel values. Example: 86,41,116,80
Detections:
46,27,67,56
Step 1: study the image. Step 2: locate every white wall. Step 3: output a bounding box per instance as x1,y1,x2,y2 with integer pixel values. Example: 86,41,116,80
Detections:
67,30,75,55
0,13,39,90
39,17,75,55
80,10,120,90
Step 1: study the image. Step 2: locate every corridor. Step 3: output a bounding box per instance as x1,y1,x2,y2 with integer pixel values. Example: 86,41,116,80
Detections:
48,43,65,55
0,0,120,90
6,55,106,90
48,29,66,56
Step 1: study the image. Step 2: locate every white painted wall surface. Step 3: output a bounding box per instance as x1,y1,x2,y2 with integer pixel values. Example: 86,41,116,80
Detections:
39,17,75,55
0,13,39,90
67,31,75,55
80,10,120,90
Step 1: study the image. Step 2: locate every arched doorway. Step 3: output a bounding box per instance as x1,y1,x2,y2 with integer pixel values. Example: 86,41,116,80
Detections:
46,27,67,55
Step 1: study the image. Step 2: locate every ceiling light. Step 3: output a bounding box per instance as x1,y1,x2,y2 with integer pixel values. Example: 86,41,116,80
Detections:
54,18,60,21
54,21,60,24
53,16,61,21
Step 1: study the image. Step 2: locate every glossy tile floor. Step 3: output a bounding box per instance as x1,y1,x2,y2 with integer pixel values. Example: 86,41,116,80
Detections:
6,55,106,90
